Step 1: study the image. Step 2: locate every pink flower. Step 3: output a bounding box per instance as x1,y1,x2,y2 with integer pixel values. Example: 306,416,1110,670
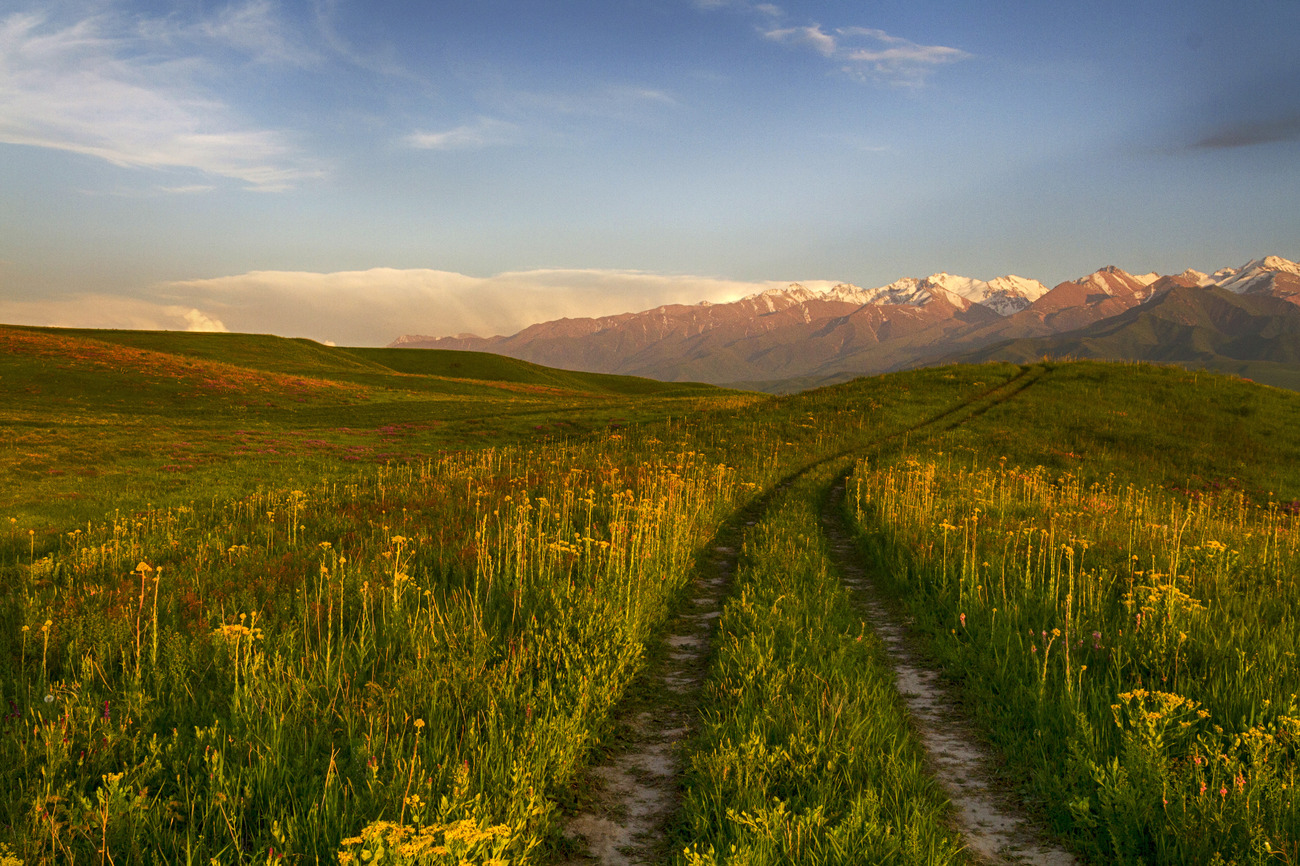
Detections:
960,613,967,628
1220,786,1228,798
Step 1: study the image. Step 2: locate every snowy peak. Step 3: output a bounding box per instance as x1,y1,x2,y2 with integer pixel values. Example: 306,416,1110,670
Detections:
928,272,1050,315
1072,265,1157,299
1211,256,1300,295
742,273,1048,317
1178,268,1214,286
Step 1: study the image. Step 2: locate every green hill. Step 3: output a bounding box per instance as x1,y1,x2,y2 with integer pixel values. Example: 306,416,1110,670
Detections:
339,346,721,395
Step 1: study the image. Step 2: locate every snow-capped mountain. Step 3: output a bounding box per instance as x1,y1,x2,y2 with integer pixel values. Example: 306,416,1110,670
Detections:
392,256,1300,390
739,272,1050,317
1209,256,1300,298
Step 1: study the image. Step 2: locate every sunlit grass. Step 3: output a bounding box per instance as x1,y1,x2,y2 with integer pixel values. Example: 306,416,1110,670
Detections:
10,324,1300,864
850,451,1300,863
676,465,964,865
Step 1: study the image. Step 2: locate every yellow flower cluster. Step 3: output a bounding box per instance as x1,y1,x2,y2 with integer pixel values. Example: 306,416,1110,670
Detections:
337,817,510,865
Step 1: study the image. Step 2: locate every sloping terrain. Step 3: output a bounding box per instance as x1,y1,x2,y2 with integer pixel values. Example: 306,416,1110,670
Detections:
0,324,745,529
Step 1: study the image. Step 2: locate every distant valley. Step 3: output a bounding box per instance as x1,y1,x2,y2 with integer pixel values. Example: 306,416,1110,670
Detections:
394,256,1300,391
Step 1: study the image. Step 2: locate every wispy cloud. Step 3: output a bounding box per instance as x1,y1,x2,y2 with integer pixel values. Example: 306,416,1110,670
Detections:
695,0,782,15
196,0,320,67
405,117,519,151
765,24,837,57
1192,114,1300,150
159,184,218,195
0,8,325,190
764,24,970,87
408,84,679,151
499,84,678,122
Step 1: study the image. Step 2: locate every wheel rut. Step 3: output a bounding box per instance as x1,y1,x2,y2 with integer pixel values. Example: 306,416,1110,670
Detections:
553,489,773,865
555,364,1059,865
820,477,1078,866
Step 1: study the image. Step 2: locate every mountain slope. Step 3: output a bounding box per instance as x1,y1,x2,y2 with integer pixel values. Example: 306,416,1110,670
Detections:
947,284,1300,389
393,257,1300,391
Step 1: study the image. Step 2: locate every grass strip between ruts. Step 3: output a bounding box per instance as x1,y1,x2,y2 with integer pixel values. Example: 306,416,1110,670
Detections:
675,463,965,865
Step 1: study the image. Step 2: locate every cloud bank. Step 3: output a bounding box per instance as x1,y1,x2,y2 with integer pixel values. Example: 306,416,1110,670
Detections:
0,269,841,347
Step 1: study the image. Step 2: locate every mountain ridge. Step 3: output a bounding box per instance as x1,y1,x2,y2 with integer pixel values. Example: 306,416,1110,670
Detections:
392,256,1300,391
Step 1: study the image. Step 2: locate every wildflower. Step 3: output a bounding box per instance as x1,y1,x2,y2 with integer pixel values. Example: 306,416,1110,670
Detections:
960,613,966,628
1220,786,1228,798
43,694,54,704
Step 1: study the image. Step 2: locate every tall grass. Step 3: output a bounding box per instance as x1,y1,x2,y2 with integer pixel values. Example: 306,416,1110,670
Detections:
1,432,747,862
677,466,964,865
850,454,1300,863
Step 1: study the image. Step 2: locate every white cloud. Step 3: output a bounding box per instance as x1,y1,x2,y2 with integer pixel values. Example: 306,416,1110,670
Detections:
0,9,325,190
182,308,228,332
405,117,518,151
765,25,837,57
764,24,970,86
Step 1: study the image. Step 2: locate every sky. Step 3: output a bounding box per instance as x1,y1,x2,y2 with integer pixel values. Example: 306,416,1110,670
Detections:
1,0,1298,345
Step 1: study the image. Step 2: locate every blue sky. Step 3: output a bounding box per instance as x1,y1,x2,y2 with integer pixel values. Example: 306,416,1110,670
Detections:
1,0,1297,344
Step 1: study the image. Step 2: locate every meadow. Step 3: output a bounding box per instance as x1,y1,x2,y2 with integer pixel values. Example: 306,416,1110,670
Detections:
3,326,1299,864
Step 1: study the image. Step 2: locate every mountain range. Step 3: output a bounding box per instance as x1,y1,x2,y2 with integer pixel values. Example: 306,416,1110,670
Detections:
392,256,1300,392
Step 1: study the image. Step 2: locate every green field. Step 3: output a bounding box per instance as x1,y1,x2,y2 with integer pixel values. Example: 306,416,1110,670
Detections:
2,325,1298,864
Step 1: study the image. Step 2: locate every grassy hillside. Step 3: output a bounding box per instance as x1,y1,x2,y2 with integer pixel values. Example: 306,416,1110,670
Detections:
342,347,720,395
0,324,750,530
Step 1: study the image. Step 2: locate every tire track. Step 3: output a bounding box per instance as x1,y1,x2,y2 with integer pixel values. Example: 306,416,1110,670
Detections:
555,472,809,865
821,481,1077,865
820,363,1077,864
554,364,1056,865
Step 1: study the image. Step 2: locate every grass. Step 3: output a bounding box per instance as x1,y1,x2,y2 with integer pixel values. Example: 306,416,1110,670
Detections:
4,327,999,861
676,463,963,865
3,431,748,861
848,361,1300,864
6,324,1300,864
